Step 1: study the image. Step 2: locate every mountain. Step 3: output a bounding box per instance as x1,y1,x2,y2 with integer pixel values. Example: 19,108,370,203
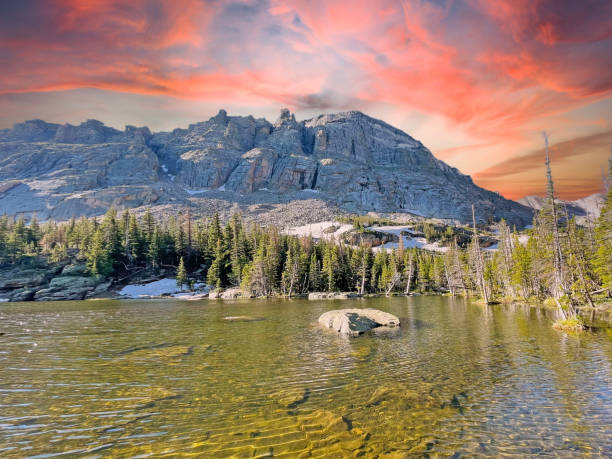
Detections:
518,193,604,222
0,109,533,226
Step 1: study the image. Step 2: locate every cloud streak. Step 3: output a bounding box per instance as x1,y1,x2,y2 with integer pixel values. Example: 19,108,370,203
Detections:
474,130,612,199
0,0,610,199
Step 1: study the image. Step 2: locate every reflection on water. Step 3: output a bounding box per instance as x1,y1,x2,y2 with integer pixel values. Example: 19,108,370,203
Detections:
1,297,611,457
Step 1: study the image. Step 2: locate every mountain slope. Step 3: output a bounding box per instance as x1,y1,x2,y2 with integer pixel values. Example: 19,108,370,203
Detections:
518,193,604,222
0,109,533,225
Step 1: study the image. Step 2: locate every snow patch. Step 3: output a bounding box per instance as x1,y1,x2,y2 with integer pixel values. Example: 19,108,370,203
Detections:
370,225,448,253
161,164,168,173
284,221,353,240
185,187,209,195
119,278,210,299
217,184,226,191
0,298,9,302
302,188,319,193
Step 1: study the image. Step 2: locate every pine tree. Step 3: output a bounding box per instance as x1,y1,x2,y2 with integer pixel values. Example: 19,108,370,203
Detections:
594,157,612,294
208,213,222,247
101,208,122,274
281,248,300,297
142,208,155,244
87,229,112,277
176,257,188,289
308,252,321,291
511,237,532,300
148,227,161,269
207,238,226,289
128,214,143,263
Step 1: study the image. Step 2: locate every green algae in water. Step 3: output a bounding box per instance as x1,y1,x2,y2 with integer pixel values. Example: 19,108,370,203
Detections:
0,296,611,457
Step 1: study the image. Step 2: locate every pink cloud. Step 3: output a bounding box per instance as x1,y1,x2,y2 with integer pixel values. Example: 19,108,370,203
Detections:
0,0,609,199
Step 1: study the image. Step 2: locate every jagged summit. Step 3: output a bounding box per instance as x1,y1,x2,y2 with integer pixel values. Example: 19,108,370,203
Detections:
0,109,533,225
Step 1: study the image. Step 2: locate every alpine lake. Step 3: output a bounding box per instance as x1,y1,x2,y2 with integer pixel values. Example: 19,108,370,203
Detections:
1,296,611,458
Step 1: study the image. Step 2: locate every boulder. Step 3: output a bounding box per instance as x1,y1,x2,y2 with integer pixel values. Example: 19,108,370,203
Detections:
35,287,92,301
61,263,87,276
9,288,36,302
32,275,101,301
318,308,400,337
220,287,242,299
0,272,47,290
208,287,244,299
49,275,99,289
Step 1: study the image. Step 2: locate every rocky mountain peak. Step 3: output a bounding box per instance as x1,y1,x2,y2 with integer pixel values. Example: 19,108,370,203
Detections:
274,108,297,127
0,109,534,225
213,109,228,125
0,119,60,142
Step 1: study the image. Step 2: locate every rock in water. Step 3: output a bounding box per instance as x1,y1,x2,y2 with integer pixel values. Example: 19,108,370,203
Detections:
318,308,400,337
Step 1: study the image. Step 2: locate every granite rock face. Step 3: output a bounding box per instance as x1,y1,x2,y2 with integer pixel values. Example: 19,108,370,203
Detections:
0,109,533,225
318,308,401,336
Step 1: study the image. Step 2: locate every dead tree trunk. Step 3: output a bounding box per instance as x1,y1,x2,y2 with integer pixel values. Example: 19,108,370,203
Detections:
472,204,490,304
443,256,455,296
404,251,414,295
543,132,575,318
452,237,468,297
386,272,401,297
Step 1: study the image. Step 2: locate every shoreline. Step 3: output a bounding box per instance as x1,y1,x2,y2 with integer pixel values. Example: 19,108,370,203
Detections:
5,288,609,327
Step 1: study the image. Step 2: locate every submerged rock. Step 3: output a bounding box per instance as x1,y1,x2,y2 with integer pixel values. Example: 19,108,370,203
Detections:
308,292,361,300
116,343,193,359
223,316,265,322
318,308,400,336
269,387,310,408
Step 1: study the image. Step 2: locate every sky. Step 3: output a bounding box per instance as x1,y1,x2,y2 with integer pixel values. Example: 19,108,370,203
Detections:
0,0,610,200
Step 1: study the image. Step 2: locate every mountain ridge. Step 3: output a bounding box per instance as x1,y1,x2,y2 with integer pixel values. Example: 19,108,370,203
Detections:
518,193,604,221
0,109,533,226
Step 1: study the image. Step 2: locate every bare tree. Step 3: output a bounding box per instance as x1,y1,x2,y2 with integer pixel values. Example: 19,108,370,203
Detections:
386,271,401,297
451,237,468,297
543,132,576,318
472,204,490,304
404,250,414,295
358,246,369,295
443,255,455,296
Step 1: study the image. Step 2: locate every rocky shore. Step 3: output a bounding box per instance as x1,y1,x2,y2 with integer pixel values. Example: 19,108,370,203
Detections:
0,262,375,302
0,262,192,302
0,262,112,302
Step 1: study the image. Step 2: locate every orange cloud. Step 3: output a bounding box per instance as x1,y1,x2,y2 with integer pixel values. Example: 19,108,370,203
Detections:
474,130,612,199
0,0,609,199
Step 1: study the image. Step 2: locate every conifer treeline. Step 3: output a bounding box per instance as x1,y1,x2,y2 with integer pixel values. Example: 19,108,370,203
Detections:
0,161,610,304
